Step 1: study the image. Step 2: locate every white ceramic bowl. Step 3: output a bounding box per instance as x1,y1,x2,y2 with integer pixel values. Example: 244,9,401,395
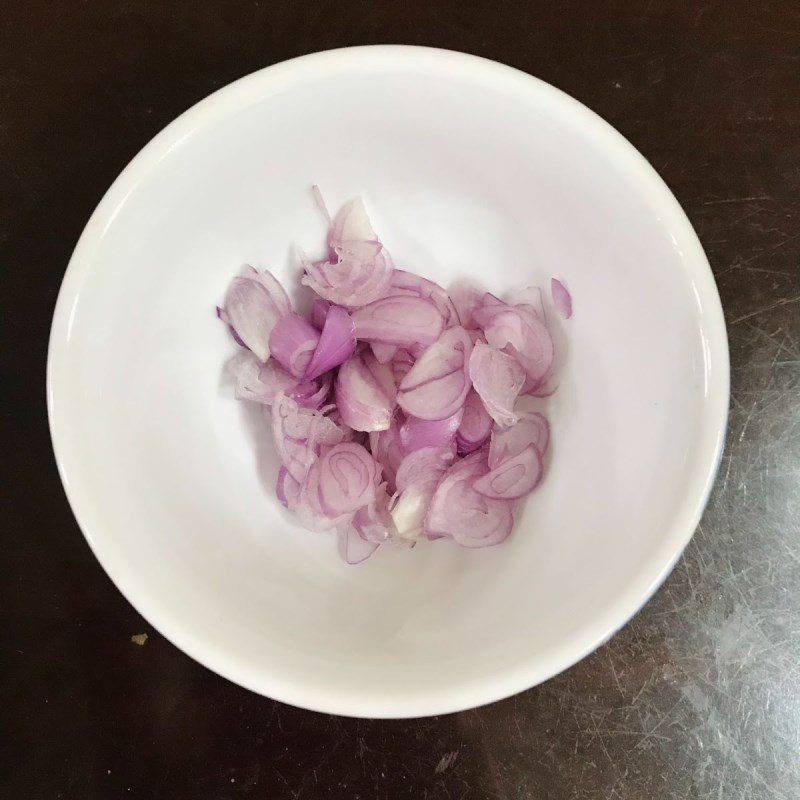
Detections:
48,46,728,718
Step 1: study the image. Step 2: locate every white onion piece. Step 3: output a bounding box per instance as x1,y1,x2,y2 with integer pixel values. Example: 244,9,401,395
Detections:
304,305,356,381
456,388,493,454
391,446,454,541
389,270,460,328
551,278,573,319
268,313,320,378
396,326,473,421
473,444,542,500
424,452,514,547
468,341,526,428
317,442,378,516
488,411,550,468
334,353,393,432
351,295,444,347
223,267,290,361
399,408,463,453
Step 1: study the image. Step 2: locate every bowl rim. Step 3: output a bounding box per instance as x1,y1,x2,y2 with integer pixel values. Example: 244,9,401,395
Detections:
47,44,730,718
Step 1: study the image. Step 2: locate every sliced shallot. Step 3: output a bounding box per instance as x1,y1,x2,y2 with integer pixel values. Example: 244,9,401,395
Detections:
351,295,444,348
551,278,573,319
316,442,378,516
488,411,550,467
223,267,290,361
389,270,460,328
473,444,542,500
456,388,493,454
268,313,320,378
218,196,570,561
424,452,514,547
390,446,455,541
468,341,526,428
473,301,554,388
399,408,463,453
304,305,356,381
335,353,394,432
396,326,473,421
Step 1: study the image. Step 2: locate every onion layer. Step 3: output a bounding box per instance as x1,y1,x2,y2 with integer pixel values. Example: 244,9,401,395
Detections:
424,452,514,547
396,326,473,421
269,313,320,378
223,267,291,361
334,353,394,432
468,341,525,428
352,295,444,348
304,305,356,381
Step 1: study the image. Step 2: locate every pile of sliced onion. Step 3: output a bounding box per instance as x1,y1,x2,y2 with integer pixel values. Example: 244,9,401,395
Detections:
218,193,571,563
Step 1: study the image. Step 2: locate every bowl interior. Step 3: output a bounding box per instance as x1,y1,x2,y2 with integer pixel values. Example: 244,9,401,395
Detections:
48,47,727,717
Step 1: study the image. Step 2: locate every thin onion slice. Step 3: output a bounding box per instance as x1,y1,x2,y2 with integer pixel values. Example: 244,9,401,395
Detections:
337,526,380,565
551,278,573,319
311,298,331,330
396,326,473,421
391,446,455,541
268,313,320,378
290,373,332,410
424,452,514,547
399,408,463,453
276,466,301,509
488,411,550,468
304,305,356,381
227,351,296,404
389,270,460,328
390,349,415,384
473,300,554,388
271,393,346,483
334,353,393,432
353,483,396,544
456,388,493,454
316,442,378,516
302,199,393,308
369,417,404,493
351,295,444,348
328,197,376,252
371,342,398,364
468,341,526,428
223,267,290,361
473,444,542,500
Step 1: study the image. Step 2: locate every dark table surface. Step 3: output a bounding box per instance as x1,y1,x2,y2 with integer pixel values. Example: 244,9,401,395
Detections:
3,1,799,798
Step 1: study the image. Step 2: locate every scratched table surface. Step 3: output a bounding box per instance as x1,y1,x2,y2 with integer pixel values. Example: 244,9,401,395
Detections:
2,1,799,798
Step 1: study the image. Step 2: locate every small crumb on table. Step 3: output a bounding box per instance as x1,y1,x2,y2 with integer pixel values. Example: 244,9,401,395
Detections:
130,633,148,646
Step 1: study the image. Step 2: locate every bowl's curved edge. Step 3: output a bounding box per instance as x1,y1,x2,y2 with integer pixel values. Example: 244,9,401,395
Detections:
47,44,730,719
